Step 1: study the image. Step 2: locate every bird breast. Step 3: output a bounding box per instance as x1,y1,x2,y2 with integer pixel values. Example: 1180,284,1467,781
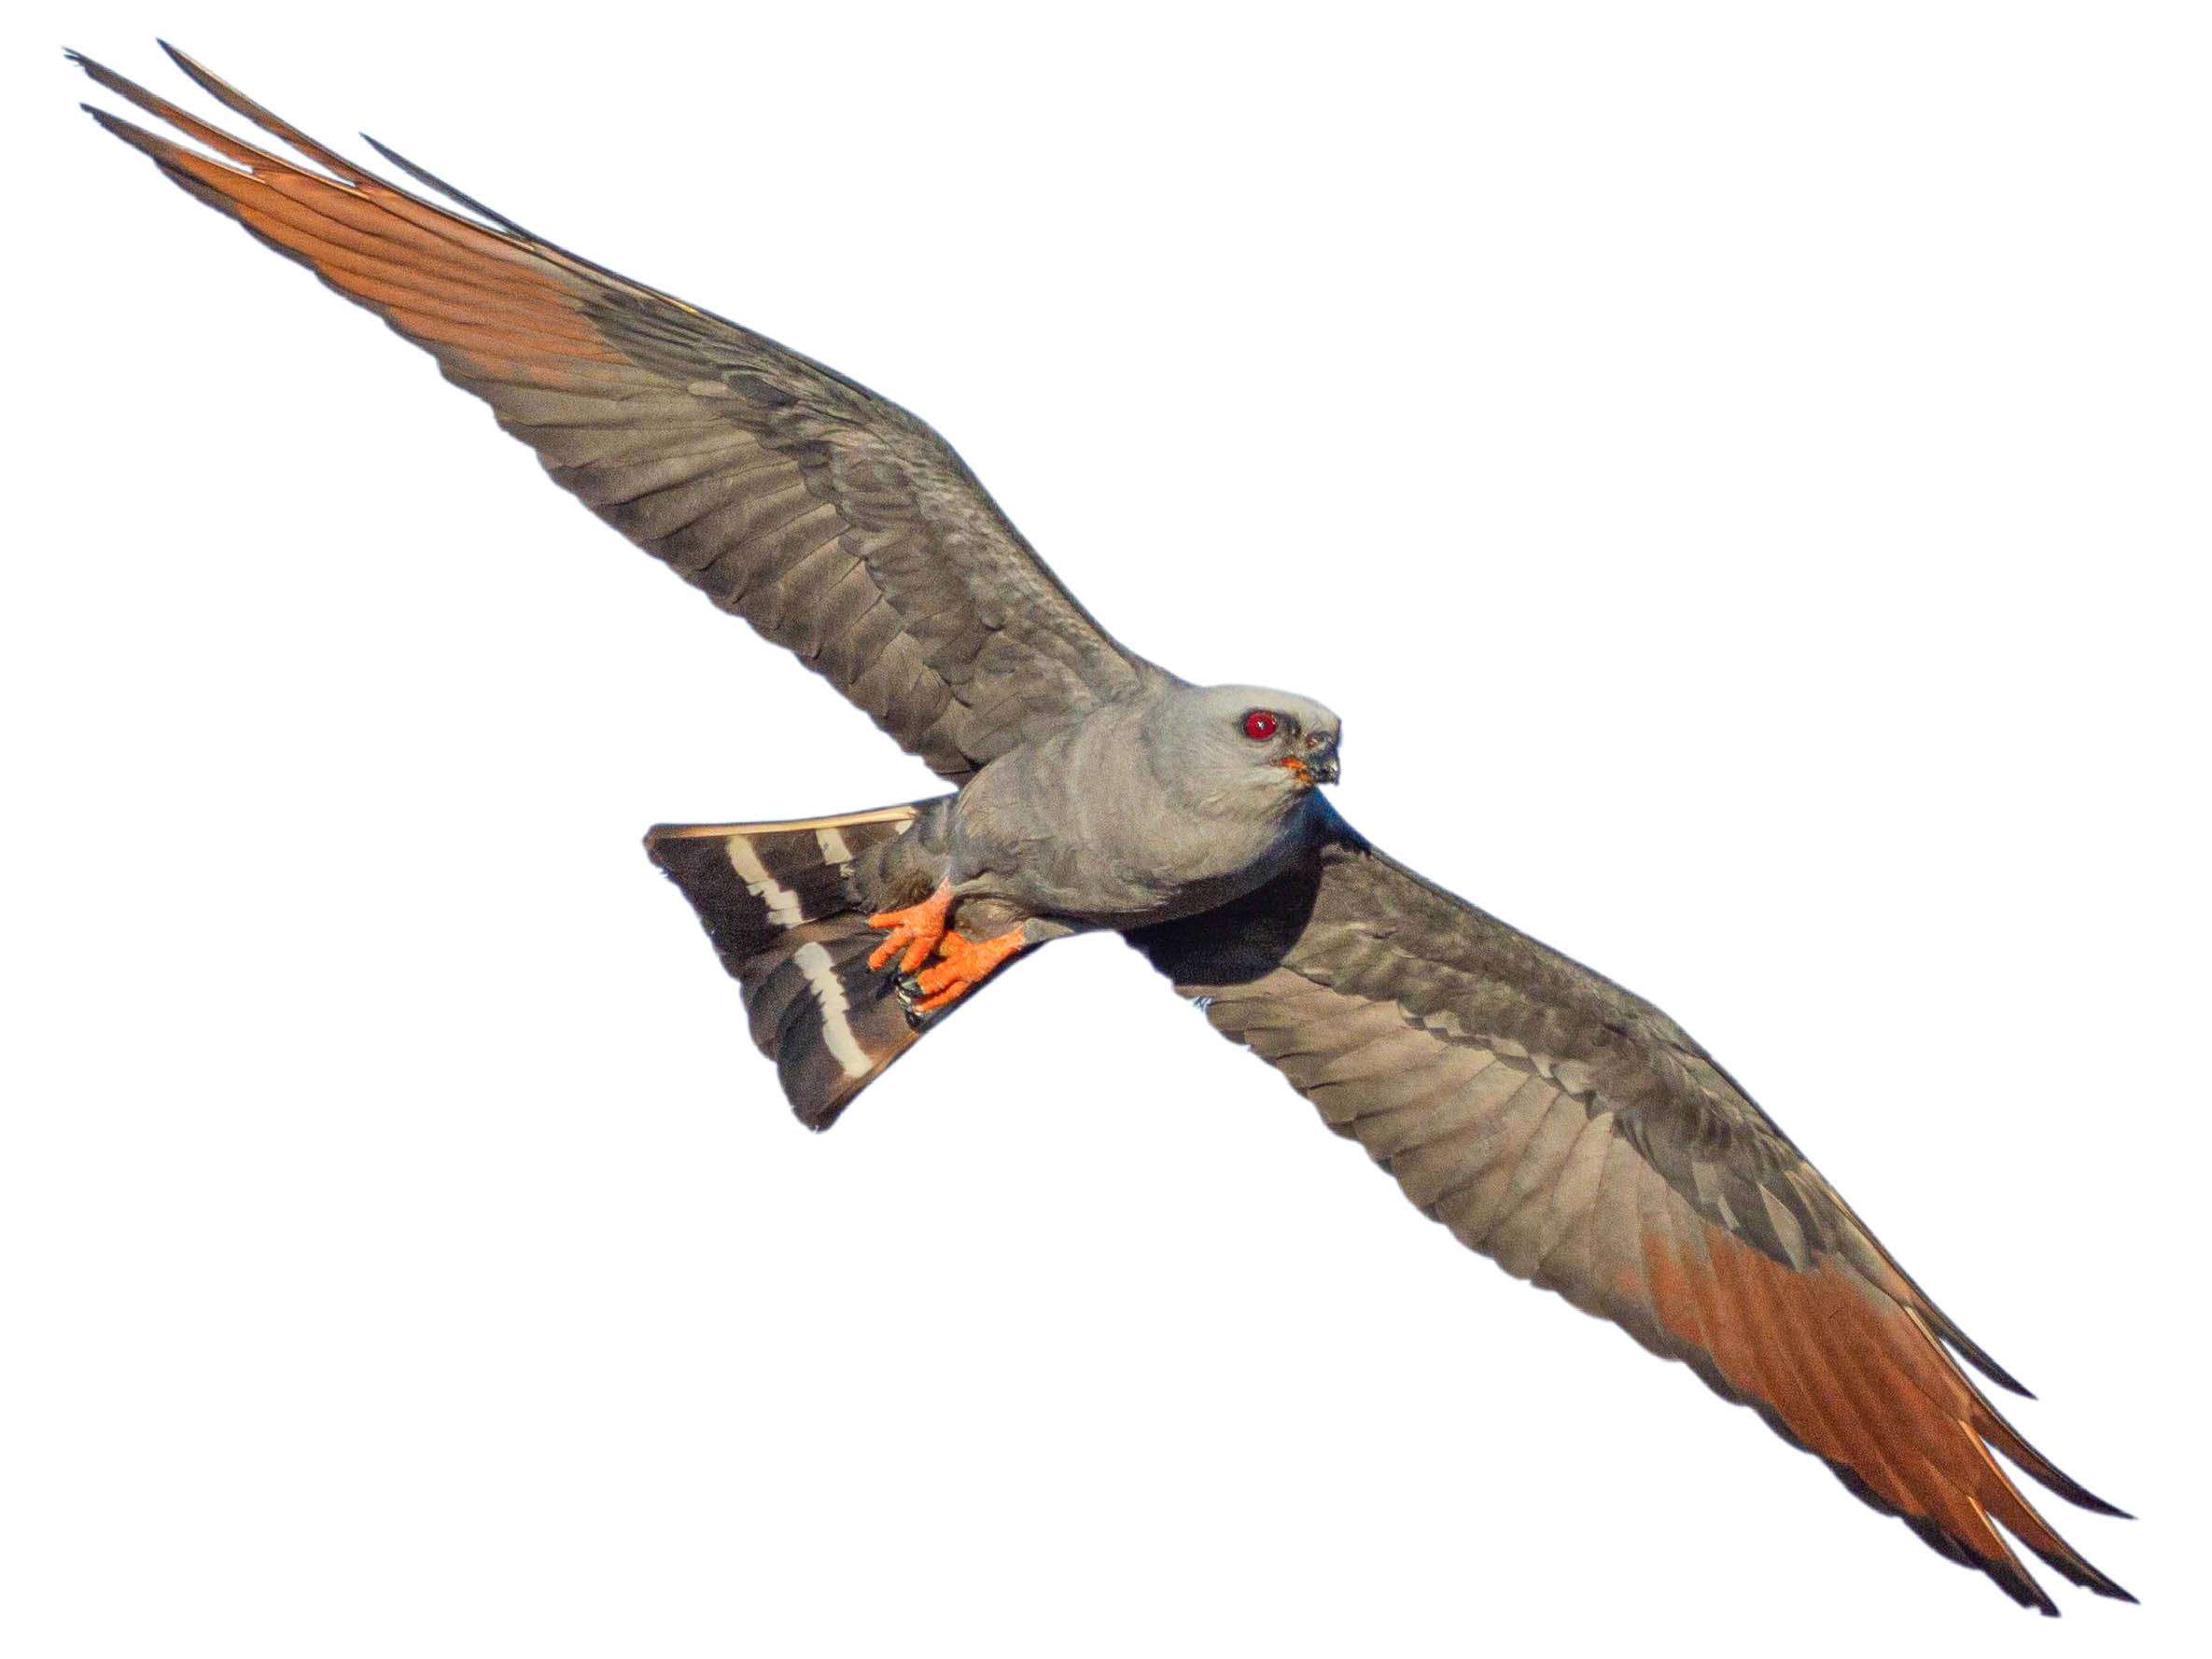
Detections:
948,701,1316,927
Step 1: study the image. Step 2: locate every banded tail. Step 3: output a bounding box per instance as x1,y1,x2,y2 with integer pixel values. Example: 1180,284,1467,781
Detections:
645,802,981,1130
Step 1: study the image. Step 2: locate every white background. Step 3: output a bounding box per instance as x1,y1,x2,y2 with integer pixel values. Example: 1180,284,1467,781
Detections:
5,4,2206,1653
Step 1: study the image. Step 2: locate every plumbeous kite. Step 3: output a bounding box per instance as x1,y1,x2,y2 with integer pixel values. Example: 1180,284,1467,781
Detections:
74,45,2130,1615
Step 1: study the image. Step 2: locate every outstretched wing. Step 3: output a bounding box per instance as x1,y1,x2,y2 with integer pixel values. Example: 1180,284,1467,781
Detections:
1128,817,2129,1614
73,46,1163,782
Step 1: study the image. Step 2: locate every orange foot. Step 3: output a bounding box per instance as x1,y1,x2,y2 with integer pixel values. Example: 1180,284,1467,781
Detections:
866,881,953,973
907,927,1026,1014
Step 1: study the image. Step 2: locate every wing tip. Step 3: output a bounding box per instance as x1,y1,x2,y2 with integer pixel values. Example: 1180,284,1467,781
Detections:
357,131,539,239
66,46,133,100
2057,1483,2134,1523
77,98,161,155
1948,1331,2035,1399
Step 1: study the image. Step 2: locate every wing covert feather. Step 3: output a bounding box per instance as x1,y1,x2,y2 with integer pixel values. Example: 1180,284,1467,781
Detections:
1127,821,2129,1613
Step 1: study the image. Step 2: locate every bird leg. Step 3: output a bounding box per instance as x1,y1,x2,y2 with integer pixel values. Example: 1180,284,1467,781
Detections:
866,881,953,973
906,926,1027,1014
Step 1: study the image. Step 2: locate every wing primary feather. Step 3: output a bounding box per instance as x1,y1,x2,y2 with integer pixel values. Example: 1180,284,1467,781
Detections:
71,51,309,176
1819,1177,2036,1398
1776,1259,2053,1610
358,132,540,239
1920,1298,2033,1398
1971,1393,2133,1519
155,39,371,184
148,44,702,314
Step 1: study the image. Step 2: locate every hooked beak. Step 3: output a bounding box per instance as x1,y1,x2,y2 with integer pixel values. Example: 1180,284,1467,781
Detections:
1281,739,1341,788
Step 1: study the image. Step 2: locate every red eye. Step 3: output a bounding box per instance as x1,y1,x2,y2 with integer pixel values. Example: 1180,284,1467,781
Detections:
1242,710,1279,741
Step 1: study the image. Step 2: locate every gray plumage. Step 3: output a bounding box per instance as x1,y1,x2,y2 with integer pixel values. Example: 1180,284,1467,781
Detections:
75,44,2130,1616
948,686,1341,929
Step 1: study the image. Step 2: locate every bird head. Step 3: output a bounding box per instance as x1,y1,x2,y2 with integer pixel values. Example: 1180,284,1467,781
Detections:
1145,684,1342,809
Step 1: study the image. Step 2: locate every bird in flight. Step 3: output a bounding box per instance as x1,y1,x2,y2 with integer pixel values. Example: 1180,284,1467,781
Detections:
73,44,2130,1614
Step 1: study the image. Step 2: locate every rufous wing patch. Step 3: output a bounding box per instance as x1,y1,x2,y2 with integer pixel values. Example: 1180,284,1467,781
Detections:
1640,1224,2125,1611
76,49,628,389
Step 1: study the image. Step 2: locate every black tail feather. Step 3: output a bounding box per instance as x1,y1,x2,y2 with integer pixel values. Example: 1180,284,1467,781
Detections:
646,802,983,1130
